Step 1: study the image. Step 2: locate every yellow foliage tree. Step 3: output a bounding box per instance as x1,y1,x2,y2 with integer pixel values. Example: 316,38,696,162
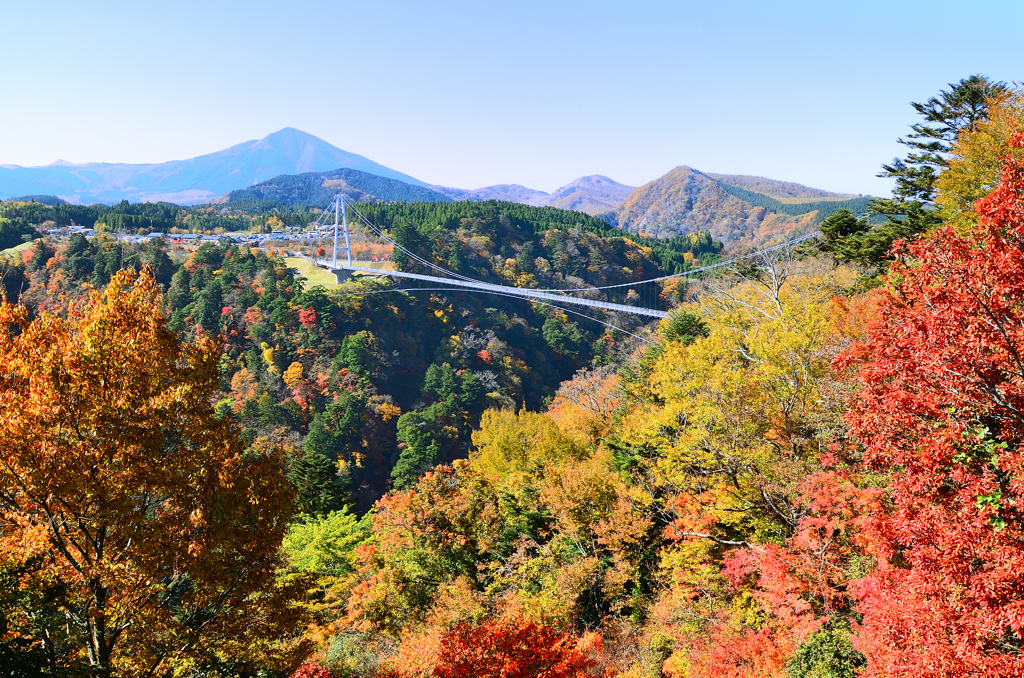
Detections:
547,366,623,444
616,256,858,654
470,410,652,625
284,360,305,389
937,87,1024,231
623,258,855,542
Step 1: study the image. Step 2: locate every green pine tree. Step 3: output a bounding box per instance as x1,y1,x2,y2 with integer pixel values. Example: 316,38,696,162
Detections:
391,410,441,489
288,449,349,517
825,75,1006,271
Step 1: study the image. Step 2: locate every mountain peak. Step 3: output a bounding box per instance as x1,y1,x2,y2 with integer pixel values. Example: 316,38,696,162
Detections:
0,128,426,204
546,175,635,215
617,165,872,247
259,127,324,145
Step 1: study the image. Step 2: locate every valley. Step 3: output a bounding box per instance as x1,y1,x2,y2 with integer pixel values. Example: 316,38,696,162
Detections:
2,71,1020,678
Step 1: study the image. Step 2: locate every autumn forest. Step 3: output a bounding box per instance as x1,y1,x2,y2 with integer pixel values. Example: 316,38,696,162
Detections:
3,75,1024,678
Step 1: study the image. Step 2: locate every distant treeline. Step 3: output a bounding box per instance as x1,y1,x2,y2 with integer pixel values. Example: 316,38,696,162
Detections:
354,200,722,273
0,200,182,231
7,195,66,206
706,173,874,220
0,199,321,233
1,197,719,273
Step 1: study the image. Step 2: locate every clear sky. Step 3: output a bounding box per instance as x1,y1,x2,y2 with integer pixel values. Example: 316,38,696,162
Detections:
1,0,1021,196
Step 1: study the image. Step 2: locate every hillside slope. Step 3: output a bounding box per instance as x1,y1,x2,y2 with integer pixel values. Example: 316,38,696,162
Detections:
615,166,871,247
704,173,860,201
0,128,424,205
225,167,451,206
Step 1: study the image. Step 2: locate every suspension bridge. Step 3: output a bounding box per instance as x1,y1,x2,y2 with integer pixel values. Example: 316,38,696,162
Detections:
300,194,821,326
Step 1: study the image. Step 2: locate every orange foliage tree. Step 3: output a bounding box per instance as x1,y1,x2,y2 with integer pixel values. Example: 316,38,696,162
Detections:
0,270,304,675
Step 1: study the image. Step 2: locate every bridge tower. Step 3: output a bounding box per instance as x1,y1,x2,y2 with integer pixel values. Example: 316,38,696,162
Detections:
331,193,352,268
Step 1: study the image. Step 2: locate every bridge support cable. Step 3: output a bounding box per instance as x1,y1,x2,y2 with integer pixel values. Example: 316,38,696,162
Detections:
312,260,669,318
326,284,656,344
305,196,822,319
512,231,823,294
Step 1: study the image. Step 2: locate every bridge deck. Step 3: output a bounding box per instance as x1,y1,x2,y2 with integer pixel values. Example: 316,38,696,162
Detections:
316,260,668,319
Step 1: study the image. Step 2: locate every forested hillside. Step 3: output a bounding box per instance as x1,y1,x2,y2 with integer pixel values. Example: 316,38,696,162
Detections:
0,199,714,514
705,172,860,200
225,168,452,206
354,200,721,275
616,166,872,247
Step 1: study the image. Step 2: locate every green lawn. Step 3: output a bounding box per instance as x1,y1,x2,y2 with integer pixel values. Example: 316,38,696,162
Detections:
0,240,35,260
284,257,343,290
285,257,398,290
348,260,396,274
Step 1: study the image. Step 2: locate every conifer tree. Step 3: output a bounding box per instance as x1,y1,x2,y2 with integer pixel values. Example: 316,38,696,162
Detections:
851,75,1008,267
823,76,1006,271
288,449,350,517
879,74,1006,207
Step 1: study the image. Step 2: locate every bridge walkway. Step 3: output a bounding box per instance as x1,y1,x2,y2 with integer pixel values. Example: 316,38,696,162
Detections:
308,258,669,319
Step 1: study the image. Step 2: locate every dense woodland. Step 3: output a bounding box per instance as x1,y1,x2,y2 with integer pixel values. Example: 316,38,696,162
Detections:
0,199,317,234
224,168,452,206
2,76,1024,678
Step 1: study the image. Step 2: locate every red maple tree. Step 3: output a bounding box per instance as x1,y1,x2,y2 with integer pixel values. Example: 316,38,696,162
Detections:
431,616,598,678
290,661,333,678
298,307,318,328
840,133,1024,677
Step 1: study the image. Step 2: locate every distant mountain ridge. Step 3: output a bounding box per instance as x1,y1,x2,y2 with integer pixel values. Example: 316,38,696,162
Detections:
0,128,875,249
704,173,860,201
431,184,550,206
225,168,451,206
614,166,871,248
430,175,636,216
227,173,638,216
546,175,636,215
0,128,423,205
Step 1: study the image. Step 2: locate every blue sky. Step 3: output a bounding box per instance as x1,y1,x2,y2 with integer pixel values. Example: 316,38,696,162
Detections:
1,0,1020,195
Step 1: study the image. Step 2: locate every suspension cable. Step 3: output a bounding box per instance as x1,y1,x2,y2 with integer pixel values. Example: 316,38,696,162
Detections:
327,283,654,344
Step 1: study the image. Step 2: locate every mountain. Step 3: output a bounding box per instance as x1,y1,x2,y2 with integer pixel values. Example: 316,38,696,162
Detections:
615,166,871,248
544,175,635,215
430,184,550,206
0,128,424,205
430,175,636,216
225,168,451,206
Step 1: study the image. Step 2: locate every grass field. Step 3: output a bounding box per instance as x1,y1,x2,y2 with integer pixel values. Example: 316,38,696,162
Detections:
284,257,343,290
348,260,397,273
0,240,35,260
284,258,397,290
